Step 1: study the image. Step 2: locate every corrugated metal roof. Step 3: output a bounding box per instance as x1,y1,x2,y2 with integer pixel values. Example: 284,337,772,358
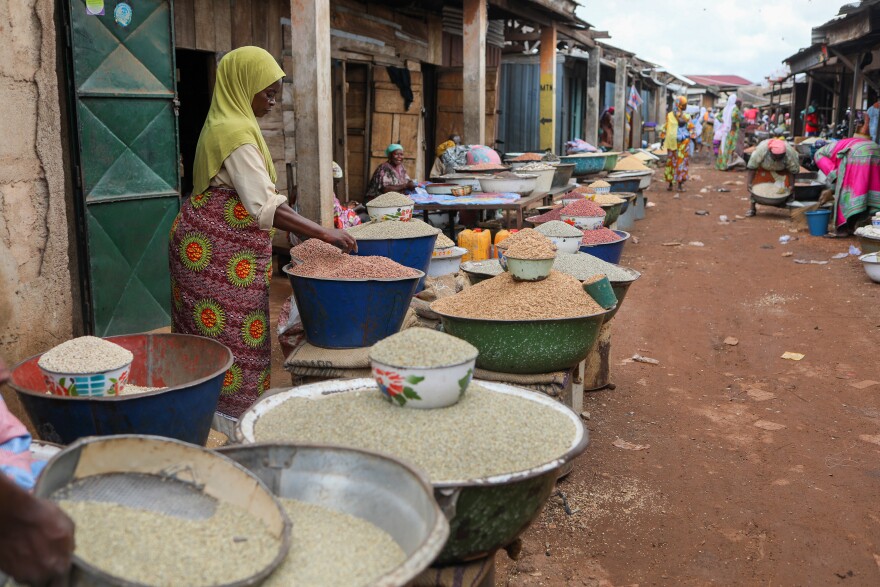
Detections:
686,75,754,87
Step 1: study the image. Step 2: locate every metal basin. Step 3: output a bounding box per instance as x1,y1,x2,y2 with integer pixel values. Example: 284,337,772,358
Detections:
550,163,576,188
234,379,589,565
218,443,449,585
608,268,641,320
604,176,641,193
9,334,232,445
793,180,825,202
35,435,290,587
433,308,613,374
579,230,630,264
285,265,423,349
601,202,624,226
353,233,438,293
602,152,620,171
609,170,653,190
749,186,792,207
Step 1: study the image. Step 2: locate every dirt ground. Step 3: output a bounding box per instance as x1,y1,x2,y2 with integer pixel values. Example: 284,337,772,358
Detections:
488,161,880,586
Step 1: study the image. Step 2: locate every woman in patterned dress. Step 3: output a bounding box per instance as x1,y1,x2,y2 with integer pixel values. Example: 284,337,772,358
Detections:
660,96,694,192
716,95,743,170
169,47,356,425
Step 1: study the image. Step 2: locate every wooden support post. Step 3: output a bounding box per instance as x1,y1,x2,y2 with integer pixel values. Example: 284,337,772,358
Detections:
539,22,557,151
291,0,334,225
612,58,627,152
850,53,862,137
803,75,813,135
584,45,601,145
832,76,840,126
463,0,487,145
790,79,798,136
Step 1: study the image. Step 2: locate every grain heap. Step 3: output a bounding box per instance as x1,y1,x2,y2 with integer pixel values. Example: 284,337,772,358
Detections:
263,500,405,587
59,500,280,586
434,233,455,249
370,328,477,367
536,220,585,238
587,193,624,205
461,162,506,171
553,252,637,282
431,271,602,320
253,383,577,482
347,219,440,240
560,199,606,217
119,385,166,396
462,259,503,276
517,162,555,171
613,157,649,171
511,152,543,162
581,227,623,245
526,206,564,224
288,239,419,279
589,180,611,189
367,192,414,207
39,336,133,374
501,228,557,259
751,183,790,198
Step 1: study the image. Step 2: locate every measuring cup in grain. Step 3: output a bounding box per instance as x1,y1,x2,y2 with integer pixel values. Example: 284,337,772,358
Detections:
369,328,478,409
38,336,134,397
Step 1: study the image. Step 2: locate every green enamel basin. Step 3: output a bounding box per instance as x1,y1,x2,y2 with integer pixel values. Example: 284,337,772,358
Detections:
435,308,613,374
601,202,623,226
608,268,641,320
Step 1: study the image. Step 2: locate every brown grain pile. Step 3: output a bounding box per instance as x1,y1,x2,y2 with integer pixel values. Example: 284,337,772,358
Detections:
500,228,557,259
527,207,564,224
511,153,543,161
588,193,624,205
434,233,455,248
613,157,648,171
288,239,419,279
431,270,603,320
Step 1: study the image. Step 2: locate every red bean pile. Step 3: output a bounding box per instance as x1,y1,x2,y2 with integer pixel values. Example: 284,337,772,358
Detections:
527,207,564,224
288,239,420,279
581,227,622,245
560,199,606,217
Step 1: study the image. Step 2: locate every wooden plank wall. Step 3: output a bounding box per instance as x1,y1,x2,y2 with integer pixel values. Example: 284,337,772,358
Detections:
368,65,423,183
436,67,499,147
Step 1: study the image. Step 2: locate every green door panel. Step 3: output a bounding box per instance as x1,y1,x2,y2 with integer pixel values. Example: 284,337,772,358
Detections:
86,198,179,336
67,0,179,334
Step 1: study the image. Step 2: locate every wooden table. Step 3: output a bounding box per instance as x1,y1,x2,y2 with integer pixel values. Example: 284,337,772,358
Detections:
415,186,571,230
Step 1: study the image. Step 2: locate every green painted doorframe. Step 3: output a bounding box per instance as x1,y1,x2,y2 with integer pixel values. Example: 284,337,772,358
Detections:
63,0,181,335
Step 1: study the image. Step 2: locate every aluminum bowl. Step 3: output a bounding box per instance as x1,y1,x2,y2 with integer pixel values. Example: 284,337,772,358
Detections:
478,174,537,195
859,252,880,283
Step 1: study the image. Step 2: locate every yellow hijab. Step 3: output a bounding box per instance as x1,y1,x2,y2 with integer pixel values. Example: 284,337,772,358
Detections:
192,47,285,196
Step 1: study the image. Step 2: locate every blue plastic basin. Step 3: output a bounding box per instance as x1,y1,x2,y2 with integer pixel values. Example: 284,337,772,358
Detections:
579,230,630,264
286,266,423,349
9,334,232,445
559,155,606,176
605,177,641,193
353,234,437,292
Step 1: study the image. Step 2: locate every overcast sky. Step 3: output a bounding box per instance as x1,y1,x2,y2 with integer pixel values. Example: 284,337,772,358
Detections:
575,0,843,84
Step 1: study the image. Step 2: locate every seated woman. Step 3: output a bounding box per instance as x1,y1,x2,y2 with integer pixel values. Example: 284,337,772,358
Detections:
745,138,800,217
366,144,415,200
814,112,880,236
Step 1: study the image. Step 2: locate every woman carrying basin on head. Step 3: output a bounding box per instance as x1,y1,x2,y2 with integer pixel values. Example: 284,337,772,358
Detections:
169,47,356,425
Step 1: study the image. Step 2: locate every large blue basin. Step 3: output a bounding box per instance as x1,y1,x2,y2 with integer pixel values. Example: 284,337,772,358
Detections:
285,265,423,349
579,230,630,264
9,334,232,445
353,234,438,292
605,177,641,193
559,154,605,176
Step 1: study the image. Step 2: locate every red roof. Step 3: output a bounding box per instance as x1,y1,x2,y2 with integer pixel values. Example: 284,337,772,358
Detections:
686,75,753,87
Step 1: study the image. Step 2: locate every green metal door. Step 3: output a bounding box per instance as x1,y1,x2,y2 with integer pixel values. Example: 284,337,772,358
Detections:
65,0,180,335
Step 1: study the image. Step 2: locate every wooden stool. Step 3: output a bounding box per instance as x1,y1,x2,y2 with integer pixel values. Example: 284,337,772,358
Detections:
584,321,615,391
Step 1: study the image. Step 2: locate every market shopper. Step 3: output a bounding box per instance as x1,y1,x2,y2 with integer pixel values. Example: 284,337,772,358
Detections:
745,138,800,217
716,95,743,170
802,101,820,137
599,107,615,149
366,144,416,199
814,112,880,236
659,97,695,192
0,359,74,585
170,46,356,423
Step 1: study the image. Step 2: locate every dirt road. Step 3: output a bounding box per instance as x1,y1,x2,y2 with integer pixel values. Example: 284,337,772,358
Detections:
498,163,880,586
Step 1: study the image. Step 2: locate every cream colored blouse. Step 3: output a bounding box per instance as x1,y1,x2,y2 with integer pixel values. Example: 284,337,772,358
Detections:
210,144,287,230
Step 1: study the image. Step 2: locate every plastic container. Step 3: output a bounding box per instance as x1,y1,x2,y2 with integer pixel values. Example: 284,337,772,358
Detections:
805,209,831,236
579,230,630,264
428,246,467,277
285,266,423,349
458,228,491,262
493,229,511,258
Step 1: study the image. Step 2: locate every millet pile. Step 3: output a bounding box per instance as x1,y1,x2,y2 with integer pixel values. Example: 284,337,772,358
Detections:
346,219,440,240
38,336,133,374
536,220,585,238
367,192,414,207
370,328,477,368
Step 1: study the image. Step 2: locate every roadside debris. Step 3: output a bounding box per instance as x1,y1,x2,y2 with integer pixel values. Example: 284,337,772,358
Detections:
632,354,660,365
723,337,739,346
781,352,805,361
613,438,651,451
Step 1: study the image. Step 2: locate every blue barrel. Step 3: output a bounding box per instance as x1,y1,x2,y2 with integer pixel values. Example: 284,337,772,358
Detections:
579,231,630,264
287,267,423,348
8,334,232,445
353,234,437,292
805,209,831,236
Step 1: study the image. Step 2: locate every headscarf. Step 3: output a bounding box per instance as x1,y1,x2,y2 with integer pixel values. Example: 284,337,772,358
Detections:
677,95,688,110
768,139,786,155
332,161,343,179
192,47,285,196
715,94,737,143
386,144,404,157
436,140,455,157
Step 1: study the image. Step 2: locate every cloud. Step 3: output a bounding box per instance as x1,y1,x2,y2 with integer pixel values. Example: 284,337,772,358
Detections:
576,0,842,82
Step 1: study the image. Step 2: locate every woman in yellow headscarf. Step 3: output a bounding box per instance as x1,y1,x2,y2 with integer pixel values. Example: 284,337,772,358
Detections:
659,96,695,192
169,47,355,423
